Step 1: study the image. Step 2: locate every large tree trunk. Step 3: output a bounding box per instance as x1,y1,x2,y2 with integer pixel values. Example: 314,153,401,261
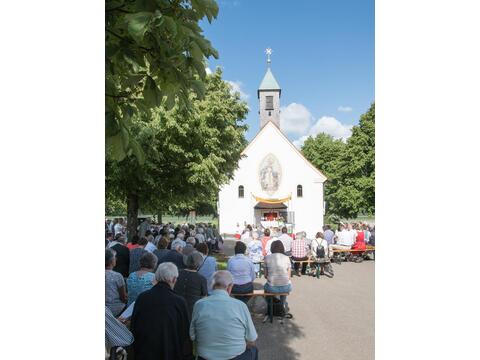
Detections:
127,192,139,241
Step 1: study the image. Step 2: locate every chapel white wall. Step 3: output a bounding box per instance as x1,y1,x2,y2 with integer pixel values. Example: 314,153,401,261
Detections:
219,123,324,239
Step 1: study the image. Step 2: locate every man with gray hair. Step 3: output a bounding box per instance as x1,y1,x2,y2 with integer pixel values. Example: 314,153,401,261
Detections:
190,270,258,360
131,262,192,359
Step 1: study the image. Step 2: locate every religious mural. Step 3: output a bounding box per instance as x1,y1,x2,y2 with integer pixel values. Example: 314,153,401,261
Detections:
258,153,282,196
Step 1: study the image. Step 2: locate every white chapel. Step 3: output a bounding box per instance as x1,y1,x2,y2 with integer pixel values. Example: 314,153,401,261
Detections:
218,52,327,238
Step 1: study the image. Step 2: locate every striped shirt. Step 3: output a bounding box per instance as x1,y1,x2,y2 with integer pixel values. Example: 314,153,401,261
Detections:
105,306,134,348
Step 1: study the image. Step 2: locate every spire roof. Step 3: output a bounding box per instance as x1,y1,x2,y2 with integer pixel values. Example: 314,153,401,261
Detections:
258,67,281,91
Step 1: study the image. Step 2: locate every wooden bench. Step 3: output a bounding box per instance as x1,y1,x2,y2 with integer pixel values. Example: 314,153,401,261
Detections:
332,246,375,261
231,290,290,323
291,258,328,278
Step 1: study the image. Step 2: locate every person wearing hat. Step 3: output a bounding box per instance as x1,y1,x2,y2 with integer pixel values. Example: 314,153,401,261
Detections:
174,251,208,317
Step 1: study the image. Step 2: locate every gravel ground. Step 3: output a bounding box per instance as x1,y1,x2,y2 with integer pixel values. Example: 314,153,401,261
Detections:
222,238,375,360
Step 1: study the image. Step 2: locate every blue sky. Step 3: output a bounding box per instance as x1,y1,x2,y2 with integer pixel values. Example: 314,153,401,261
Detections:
201,0,374,146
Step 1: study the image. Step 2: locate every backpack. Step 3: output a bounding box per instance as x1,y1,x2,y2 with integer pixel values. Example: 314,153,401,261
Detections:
314,239,326,259
269,297,286,317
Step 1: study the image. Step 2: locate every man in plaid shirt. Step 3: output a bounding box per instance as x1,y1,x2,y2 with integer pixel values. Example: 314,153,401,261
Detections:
291,232,309,276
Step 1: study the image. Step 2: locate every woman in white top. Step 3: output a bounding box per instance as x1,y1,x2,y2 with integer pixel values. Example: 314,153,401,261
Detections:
263,240,292,303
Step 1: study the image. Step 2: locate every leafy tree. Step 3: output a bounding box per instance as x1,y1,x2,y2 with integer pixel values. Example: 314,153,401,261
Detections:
301,133,346,216
106,69,248,237
106,0,219,163
301,103,375,219
334,102,375,218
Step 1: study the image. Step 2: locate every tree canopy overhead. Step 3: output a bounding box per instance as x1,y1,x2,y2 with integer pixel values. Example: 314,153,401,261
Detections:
302,103,375,220
106,69,249,236
106,0,220,163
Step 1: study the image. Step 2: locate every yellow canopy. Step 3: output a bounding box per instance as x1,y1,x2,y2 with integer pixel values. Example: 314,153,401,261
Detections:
252,193,291,204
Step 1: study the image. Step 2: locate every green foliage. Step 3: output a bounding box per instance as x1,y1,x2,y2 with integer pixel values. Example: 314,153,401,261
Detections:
302,103,375,219
106,69,249,221
106,0,219,163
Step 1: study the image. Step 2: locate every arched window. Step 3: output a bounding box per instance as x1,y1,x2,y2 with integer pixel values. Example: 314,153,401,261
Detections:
297,184,303,198
238,185,244,198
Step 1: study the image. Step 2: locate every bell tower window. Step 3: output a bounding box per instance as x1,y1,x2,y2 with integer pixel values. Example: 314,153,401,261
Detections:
265,96,274,110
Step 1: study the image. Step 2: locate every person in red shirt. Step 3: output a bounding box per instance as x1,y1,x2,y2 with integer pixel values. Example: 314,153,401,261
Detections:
352,224,366,251
261,228,271,256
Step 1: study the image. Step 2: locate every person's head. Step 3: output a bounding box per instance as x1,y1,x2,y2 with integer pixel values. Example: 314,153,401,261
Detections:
281,226,287,234
186,237,196,246
185,251,204,270
145,229,152,237
234,241,247,255
140,252,158,271
196,243,208,256
316,232,324,239
131,234,139,245
247,224,252,231
295,232,304,240
114,233,122,241
157,238,168,250
252,231,259,240
106,232,113,240
137,236,148,247
212,270,234,294
177,232,185,240
105,249,116,268
264,228,270,237
116,235,126,245
339,224,345,231
270,240,285,254
155,262,179,288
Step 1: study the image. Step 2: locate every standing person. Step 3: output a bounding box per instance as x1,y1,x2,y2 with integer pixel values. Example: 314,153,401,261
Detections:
110,235,130,278
114,218,124,236
174,252,208,317
190,271,258,360
261,229,271,257
278,227,292,256
247,232,263,274
129,237,148,274
235,223,242,239
105,249,127,316
138,218,150,239
291,232,309,276
323,225,335,246
227,242,256,302
196,243,217,294
126,252,157,306
131,262,193,360
263,240,292,314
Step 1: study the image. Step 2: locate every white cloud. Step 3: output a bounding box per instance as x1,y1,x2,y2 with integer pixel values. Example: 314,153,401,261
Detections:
205,67,212,75
280,103,313,135
226,80,249,100
293,116,353,148
337,105,353,112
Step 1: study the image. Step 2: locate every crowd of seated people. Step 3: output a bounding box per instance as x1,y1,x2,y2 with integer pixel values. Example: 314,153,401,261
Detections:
105,220,373,359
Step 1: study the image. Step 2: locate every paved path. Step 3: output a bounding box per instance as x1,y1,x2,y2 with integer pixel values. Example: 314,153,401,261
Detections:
222,239,375,360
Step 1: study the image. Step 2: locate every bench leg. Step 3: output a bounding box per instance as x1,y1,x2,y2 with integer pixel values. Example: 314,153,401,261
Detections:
316,264,320,279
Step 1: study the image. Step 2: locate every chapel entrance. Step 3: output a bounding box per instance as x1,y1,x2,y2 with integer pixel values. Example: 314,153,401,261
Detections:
254,202,293,232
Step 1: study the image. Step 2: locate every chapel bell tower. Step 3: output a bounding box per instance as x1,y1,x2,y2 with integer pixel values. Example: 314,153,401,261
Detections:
258,48,281,129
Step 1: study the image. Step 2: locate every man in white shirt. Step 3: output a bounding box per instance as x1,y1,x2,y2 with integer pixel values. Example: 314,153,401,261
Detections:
114,218,124,236
278,227,292,256
330,224,354,252
346,223,357,245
